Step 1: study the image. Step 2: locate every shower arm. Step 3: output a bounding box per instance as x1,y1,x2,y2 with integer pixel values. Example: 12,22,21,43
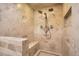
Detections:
44,13,49,33
44,13,51,39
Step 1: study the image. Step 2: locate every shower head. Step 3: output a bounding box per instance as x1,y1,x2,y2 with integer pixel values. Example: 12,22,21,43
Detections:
38,10,42,14
48,8,54,12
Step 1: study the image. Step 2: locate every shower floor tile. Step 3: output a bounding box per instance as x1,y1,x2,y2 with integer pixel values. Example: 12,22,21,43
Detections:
34,50,62,56
38,52,55,56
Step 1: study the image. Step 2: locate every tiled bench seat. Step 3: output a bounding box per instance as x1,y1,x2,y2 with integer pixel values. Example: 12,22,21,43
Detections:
0,36,28,56
28,41,39,56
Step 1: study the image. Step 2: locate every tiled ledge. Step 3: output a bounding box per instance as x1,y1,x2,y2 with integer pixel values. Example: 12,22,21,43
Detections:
0,36,28,56
28,41,39,56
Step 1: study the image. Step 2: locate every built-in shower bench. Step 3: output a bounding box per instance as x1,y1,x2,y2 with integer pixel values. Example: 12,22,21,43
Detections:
0,36,28,56
28,41,39,56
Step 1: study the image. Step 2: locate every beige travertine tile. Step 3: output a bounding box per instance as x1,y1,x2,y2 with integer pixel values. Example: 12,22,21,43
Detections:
28,41,39,56
0,37,28,56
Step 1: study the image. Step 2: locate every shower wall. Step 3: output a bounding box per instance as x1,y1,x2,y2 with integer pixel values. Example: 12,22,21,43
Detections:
62,4,75,56
71,4,79,55
0,4,34,42
62,4,79,56
34,4,64,54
